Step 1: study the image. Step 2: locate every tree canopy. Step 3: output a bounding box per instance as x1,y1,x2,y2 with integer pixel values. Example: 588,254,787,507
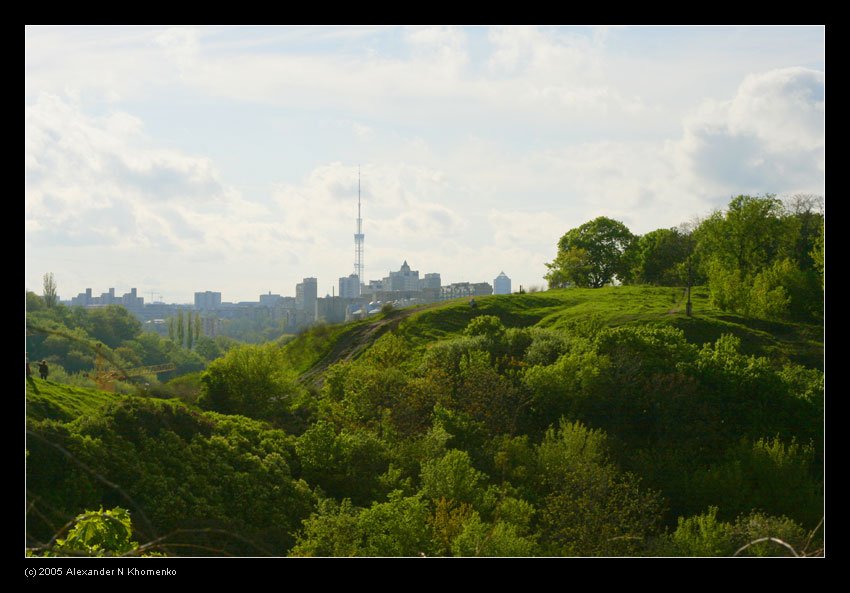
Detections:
546,217,635,288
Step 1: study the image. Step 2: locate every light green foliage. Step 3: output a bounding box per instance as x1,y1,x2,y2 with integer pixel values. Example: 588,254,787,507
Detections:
420,449,486,507
659,508,809,557
50,507,138,556
665,507,734,557
199,342,306,424
546,217,635,288
292,492,431,557
355,491,432,556
695,195,822,321
290,498,361,557
450,512,537,557
464,314,507,343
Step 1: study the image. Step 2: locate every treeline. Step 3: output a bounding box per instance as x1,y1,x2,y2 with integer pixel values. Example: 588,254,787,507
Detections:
546,194,824,322
25,294,241,391
27,313,823,556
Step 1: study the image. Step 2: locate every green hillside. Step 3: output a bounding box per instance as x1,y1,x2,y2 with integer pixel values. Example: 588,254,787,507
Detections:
26,285,824,558
288,286,822,379
26,378,120,422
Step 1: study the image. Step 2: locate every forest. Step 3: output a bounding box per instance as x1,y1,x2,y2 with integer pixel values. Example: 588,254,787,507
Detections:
25,194,824,557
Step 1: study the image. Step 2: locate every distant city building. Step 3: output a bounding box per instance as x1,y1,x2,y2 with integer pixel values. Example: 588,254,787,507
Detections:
259,292,283,307
339,274,361,299
494,272,511,295
362,279,384,295
421,273,441,290
296,277,318,321
194,291,222,310
388,260,420,292
70,287,145,311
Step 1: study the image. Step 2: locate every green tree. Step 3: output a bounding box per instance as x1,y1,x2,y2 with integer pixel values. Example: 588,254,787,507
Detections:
628,227,694,285
27,290,46,312
186,314,194,351
199,343,307,426
43,272,58,308
176,309,185,347
194,312,202,342
545,217,635,288
85,305,142,349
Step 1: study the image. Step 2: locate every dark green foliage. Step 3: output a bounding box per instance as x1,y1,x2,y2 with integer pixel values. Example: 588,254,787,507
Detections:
27,396,316,556
627,227,694,286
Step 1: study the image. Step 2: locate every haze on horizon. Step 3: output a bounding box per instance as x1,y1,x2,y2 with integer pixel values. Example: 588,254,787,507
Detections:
25,25,825,303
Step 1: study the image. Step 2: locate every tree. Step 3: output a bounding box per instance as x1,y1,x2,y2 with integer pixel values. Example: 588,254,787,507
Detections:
42,272,58,308
186,313,194,351
627,228,694,285
199,343,308,426
194,312,202,342
545,217,635,288
176,309,185,347
85,305,142,349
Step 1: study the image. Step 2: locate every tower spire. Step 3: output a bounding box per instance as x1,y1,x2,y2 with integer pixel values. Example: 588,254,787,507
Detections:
354,167,364,292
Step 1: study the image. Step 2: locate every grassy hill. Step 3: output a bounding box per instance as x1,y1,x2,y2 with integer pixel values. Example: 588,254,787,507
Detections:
286,285,823,377
26,378,120,422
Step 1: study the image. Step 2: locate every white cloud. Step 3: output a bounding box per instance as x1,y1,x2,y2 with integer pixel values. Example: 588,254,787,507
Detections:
677,67,825,198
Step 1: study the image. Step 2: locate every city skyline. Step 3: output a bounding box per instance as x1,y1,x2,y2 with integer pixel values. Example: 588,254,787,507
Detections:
26,26,825,302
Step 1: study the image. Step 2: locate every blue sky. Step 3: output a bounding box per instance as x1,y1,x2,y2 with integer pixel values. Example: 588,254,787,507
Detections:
25,25,825,302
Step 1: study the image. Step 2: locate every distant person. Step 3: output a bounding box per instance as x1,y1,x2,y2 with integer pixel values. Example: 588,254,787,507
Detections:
38,360,49,380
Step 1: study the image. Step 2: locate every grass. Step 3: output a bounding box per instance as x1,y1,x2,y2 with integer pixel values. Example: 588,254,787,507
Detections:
378,285,822,369
26,377,120,422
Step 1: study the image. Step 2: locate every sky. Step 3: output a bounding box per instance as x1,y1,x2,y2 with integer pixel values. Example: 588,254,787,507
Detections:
25,25,825,303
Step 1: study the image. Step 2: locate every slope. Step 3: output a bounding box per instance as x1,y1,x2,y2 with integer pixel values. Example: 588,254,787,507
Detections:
287,286,823,381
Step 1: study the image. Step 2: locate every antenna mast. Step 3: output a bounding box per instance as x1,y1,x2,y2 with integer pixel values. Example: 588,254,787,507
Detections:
354,167,364,288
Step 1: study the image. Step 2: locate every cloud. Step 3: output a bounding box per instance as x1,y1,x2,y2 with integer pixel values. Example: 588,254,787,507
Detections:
678,67,824,197
25,93,238,253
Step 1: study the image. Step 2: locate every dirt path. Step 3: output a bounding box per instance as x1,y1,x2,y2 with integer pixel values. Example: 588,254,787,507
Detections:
297,301,448,387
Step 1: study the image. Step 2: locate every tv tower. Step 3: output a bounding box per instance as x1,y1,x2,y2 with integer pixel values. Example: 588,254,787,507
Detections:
354,167,364,285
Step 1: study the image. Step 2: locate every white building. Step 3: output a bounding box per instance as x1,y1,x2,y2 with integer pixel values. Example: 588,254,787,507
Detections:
494,272,512,295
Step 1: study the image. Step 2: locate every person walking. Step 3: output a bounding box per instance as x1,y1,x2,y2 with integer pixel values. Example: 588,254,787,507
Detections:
38,360,49,381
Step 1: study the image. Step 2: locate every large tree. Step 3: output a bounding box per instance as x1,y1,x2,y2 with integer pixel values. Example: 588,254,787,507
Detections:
546,217,635,288
42,272,58,308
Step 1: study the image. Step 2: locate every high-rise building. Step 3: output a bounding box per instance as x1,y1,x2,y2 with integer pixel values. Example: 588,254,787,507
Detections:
194,291,222,310
297,277,318,321
339,274,361,299
494,272,512,295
